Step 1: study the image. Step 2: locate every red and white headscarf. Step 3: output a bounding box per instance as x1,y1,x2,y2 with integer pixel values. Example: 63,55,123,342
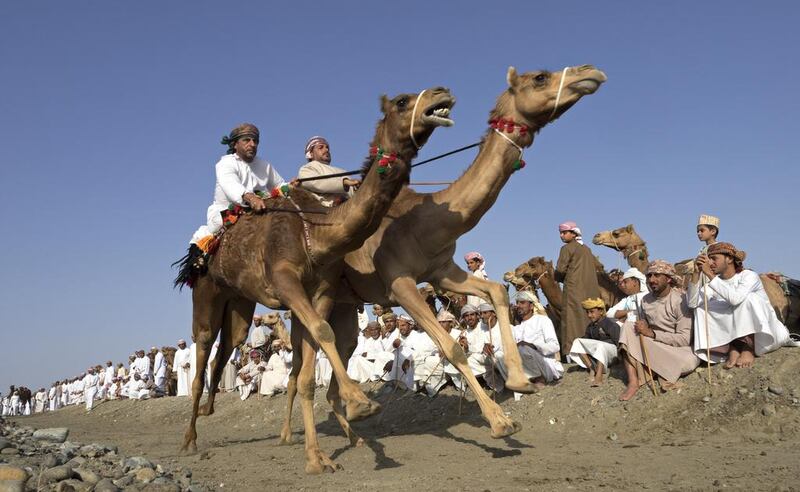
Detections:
304,136,329,160
558,221,584,245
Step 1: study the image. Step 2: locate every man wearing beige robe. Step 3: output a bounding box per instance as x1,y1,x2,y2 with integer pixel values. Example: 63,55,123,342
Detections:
297,136,360,206
555,221,601,358
618,260,700,401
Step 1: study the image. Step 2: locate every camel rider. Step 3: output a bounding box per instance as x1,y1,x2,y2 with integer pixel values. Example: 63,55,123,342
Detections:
297,136,360,206
176,124,287,284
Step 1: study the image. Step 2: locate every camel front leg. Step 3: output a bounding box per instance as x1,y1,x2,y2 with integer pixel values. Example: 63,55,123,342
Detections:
390,276,521,438
435,261,538,394
200,298,255,416
273,267,381,422
297,327,341,474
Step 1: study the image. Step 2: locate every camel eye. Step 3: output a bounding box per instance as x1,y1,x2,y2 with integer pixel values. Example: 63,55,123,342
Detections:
396,97,408,108
534,73,547,84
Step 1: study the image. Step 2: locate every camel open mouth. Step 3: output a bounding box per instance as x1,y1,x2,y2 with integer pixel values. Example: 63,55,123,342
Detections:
569,79,603,95
421,97,456,127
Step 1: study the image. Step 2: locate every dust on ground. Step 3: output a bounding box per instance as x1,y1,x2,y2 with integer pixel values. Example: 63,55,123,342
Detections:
14,349,800,491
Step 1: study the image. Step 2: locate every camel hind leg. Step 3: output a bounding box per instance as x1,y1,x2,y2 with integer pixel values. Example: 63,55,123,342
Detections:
199,297,255,416
279,317,303,445
325,302,365,447
390,275,521,438
181,277,227,454
272,265,381,422
435,260,539,394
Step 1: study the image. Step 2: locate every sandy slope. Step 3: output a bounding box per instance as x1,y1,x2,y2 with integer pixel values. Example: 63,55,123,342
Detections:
13,348,800,491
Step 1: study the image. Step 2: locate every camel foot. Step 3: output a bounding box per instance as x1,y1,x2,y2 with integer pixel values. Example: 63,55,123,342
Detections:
488,412,522,438
305,449,342,474
279,426,294,445
180,440,198,456
345,397,382,422
198,402,215,416
503,376,540,395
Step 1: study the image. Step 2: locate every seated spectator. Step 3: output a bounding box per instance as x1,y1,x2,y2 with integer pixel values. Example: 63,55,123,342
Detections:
606,267,649,324
569,298,621,387
379,315,416,390
512,291,563,390
235,350,268,400
347,322,385,383
618,260,700,401
689,242,790,369
260,340,292,396
444,305,490,390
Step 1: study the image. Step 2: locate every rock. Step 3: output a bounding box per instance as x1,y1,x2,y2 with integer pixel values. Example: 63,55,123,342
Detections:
111,469,125,480
762,404,777,417
0,448,19,456
43,465,74,482
136,468,157,483
32,428,69,443
142,483,180,492
737,387,748,396
607,432,618,441
75,468,101,484
0,439,11,451
42,455,61,468
55,478,92,492
112,475,134,488
94,479,121,492
768,386,784,396
0,465,29,482
124,456,154,470
66,457,86,467
155,464,165,474
0,481,25,492
702,396,711,403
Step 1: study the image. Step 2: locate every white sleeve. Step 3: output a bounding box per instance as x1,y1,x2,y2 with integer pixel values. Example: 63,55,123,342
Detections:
606,297,628,319
537,318,561,357
216,159,247,204
686,279,702,308
708,271,759,307
267,163,286,189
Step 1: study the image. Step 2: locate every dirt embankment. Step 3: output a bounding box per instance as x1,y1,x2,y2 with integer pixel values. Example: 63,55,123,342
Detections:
12,348,800,491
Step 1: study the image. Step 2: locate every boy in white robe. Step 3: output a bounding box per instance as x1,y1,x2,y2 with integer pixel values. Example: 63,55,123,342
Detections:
689,242,790,368
444,305,490,390
173,340,191,396
606,268,649,324
235,350,268,400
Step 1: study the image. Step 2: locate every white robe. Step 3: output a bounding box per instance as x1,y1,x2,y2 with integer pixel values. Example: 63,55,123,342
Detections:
131,356,151,382
606,292,648,324
444,323,491,390
347,337,385,383
192,154,286,242
173,347,191,396
410,330,448,396
34,391,46,413
235,361,267,400
220,348,240,392
82,373,100,410
509,314,563,382
466,267,490,308
315,350,332,388
153,351,167,390
127,379,149,400
259,351,291,396
688,270,791,363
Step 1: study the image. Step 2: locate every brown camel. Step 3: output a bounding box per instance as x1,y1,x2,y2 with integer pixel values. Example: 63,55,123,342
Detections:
594,224,790,321
181,87,455,473
592,224,649,273
511,256,563,334
278,65,607,448
419,283,467,319
261,312,292,350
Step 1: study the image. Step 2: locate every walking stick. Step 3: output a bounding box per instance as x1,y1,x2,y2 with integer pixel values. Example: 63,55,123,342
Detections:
702,275,712,387
634,298,659,396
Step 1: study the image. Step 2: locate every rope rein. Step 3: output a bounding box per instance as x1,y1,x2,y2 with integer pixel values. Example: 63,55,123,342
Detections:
409,89,427,151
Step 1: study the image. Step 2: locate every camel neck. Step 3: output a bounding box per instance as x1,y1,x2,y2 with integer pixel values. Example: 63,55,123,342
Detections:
435,129,533,235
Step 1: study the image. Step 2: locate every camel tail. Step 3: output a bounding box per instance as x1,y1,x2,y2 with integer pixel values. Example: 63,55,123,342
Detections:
171,245,202,290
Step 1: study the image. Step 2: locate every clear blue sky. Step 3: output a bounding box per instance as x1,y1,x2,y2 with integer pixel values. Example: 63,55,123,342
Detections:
2,1,798,392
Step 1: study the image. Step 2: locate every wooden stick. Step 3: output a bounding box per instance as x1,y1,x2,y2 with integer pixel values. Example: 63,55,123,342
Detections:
634,297,658,397
703,277,712,388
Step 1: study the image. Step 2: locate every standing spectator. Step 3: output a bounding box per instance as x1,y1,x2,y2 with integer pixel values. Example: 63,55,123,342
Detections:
464,251,489,308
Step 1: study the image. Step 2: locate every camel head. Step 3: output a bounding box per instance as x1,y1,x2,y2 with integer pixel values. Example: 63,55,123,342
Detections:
492,65,606,132
515,256,554,283
262,312,282,326
503,271,529,291
592,224,644,251
362,87,455,176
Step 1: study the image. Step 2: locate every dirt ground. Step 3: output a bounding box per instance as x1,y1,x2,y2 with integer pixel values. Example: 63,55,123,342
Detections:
13,348,800,491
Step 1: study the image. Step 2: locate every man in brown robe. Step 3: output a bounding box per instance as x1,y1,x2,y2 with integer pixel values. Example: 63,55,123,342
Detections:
618,260,700,401
555,221,601,357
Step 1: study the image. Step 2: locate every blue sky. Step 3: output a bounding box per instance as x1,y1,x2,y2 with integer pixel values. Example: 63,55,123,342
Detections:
1,1,798,392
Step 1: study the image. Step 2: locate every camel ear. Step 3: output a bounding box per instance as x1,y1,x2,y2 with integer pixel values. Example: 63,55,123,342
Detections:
380,94,391,114
625,224,634,232
507,66,519,90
